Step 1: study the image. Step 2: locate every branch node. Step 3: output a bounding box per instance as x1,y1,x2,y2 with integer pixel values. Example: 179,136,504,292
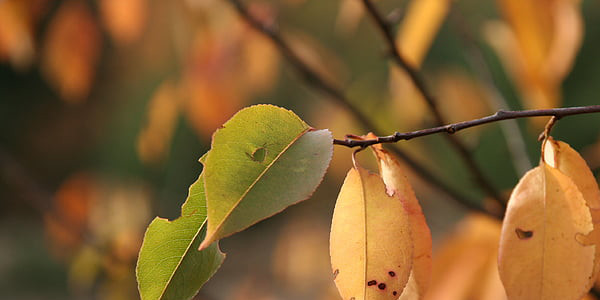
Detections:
446,125,457,134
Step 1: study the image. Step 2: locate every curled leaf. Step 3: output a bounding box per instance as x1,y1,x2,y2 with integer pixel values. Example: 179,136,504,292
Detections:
330,166,412,300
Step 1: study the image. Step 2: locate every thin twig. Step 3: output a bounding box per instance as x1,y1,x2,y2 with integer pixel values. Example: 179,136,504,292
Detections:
360,0,506,206
449,9,533,176
224,0,489,215
333,106,600,147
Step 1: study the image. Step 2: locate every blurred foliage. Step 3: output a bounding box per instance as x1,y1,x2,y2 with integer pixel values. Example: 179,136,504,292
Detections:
1,0,600,299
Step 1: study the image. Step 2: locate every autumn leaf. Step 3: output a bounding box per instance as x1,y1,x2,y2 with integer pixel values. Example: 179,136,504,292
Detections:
330,166,412,300
199,105,333,250
42,0,101,103
498,163,595,300
0,0,36,70
368,137,432,300
543,137,600,287
390,0,450,129
99,0,148,45
486,0,583,126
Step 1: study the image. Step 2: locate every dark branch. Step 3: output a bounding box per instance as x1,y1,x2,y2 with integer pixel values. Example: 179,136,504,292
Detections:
334,105,600,147
360,0,506,206
224,0,490,216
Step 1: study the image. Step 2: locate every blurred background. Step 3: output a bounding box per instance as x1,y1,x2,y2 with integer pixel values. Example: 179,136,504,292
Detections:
1,0,600,299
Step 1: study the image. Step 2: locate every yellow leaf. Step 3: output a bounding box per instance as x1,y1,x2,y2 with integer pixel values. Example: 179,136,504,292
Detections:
396,0,450,68
498,164,595,300
488,0,583,126
368,139,432,300
543,137,600,286
330,166,412,300
390,0,450,130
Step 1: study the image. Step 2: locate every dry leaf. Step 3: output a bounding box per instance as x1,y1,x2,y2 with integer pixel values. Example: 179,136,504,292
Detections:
498,163,594,300
330,166,412,300
42,0,101,103
368,138,432,300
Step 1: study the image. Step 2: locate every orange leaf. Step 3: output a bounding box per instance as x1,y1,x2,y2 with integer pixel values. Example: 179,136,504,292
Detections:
543,137,600,286
330,166,412,300
368,138,432,300
42,0,101,103
498,163,595,300
99,0,148,45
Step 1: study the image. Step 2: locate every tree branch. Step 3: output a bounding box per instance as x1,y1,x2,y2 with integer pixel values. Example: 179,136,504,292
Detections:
449,8,533,176
360,0,506,207
334,105,600,147
224,0,490,216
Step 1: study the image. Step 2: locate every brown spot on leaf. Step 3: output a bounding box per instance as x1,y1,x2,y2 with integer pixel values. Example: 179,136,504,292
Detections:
378,283,386,290
367,280,377,286
393,291,397,296
515,228,534,239
388,271,396,277
333,269,339,279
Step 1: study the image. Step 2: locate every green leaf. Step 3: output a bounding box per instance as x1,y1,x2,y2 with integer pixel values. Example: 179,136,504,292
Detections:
136,171,225,300
199,104,333,249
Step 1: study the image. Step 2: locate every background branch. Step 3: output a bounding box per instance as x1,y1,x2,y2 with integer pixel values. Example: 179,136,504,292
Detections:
450,8,533,176
360,0,506,207
225,0,492,216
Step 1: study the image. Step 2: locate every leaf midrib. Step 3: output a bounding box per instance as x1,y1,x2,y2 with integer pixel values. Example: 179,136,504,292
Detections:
158,218,208,300
208,128,310,239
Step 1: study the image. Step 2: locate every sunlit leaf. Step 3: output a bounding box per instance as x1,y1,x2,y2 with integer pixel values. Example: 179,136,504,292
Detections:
369,141,432,300
199,105,333,249
330,166,412,300
543,137,600,287
136,172,225,300
498,163,595,300
41,0,101,103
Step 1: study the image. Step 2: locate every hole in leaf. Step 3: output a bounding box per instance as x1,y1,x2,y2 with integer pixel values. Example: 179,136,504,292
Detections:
378,283,386,290
250,147,266,162
367,280,377,286
515,228,533,239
